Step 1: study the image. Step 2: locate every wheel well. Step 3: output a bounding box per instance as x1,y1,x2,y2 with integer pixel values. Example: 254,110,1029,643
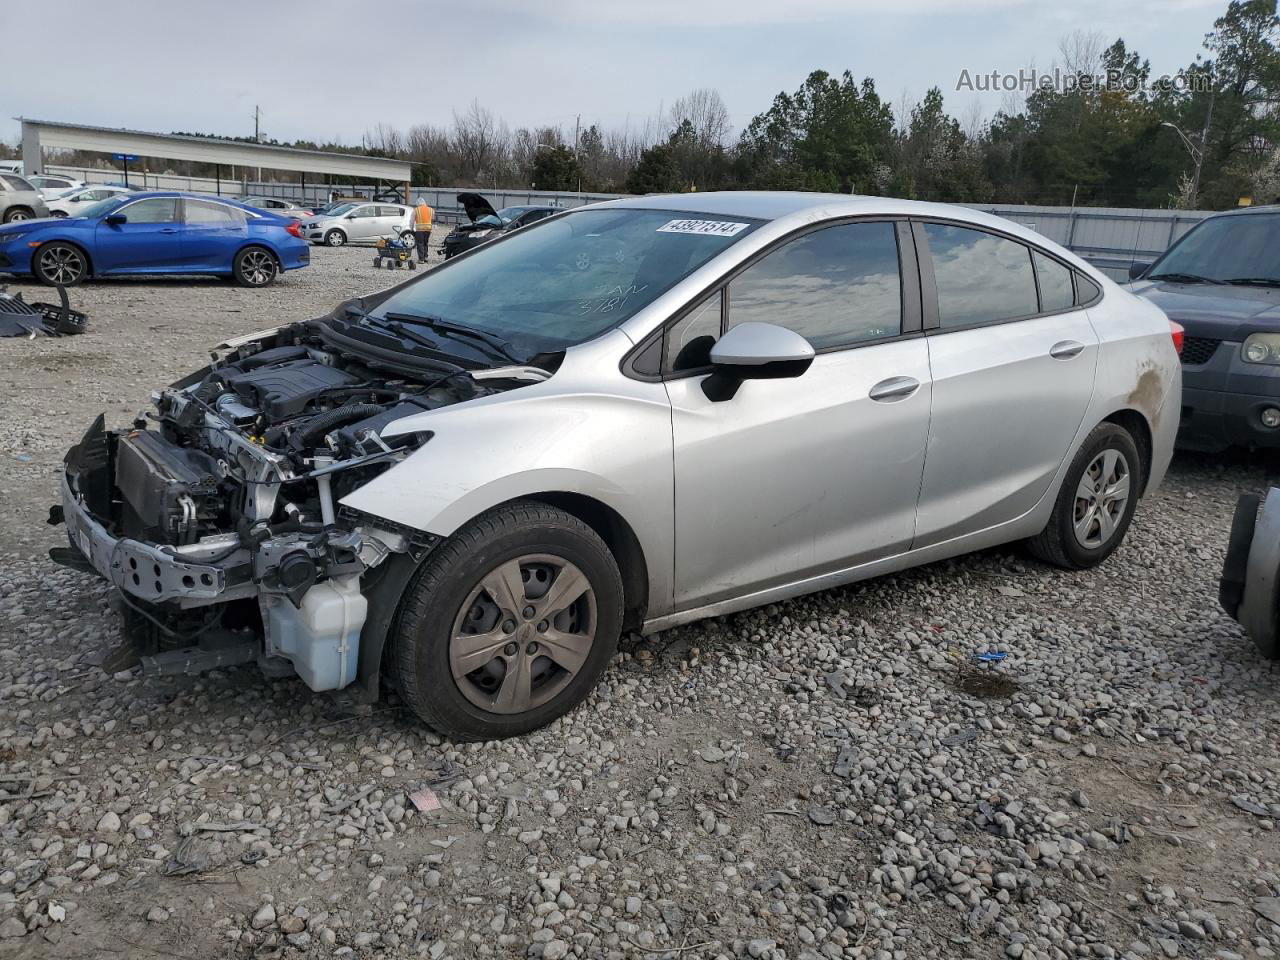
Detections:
526,492,649,633
237,243,280,266
1103,409,1153,496
35,239,94,277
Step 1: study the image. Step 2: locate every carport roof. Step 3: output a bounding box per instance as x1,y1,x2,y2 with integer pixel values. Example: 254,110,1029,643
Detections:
17,118,412,181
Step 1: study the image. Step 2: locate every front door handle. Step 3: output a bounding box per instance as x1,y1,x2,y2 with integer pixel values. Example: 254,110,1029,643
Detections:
1050,340,1085,360
869,376,920,402
158,227,178,234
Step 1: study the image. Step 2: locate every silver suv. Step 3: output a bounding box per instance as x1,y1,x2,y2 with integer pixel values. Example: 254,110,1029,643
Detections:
56,192,1180,741
301,201,412,246
0,174,51,223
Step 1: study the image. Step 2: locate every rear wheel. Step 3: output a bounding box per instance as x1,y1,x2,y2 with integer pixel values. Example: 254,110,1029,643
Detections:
33,242,88,286
324,229,346,247
393,501,623,741
1027,422,1141,569
232,246,278,287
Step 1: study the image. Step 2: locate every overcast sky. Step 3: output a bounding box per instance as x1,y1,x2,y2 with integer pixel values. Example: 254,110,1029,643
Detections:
1,0,1227,148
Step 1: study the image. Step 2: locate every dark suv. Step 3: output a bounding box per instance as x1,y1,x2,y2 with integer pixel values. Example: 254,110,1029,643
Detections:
1128,207,1280,451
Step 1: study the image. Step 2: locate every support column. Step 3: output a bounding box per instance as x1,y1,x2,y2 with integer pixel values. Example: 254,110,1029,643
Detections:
20,121,42,175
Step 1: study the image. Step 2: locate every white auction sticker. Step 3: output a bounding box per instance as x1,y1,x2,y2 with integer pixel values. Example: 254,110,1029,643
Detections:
657,219,750,237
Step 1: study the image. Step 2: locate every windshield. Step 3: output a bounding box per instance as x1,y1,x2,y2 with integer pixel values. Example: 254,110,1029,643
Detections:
324,203,357,218
368,208,761,354
496,206,531,223
1151,213,1280,283
79,195,130,219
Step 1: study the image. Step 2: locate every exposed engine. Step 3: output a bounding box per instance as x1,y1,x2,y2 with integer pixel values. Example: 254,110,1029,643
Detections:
56,319,541,696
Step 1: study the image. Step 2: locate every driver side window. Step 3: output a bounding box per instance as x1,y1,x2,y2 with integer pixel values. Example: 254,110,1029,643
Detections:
119,198,178,223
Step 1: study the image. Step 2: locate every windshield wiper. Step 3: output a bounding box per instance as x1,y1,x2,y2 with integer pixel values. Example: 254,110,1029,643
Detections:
1147,272,1224,285
383,311,525,365
1224,277,1280,287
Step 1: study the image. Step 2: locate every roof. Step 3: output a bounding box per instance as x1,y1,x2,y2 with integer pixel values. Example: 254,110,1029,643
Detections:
17,117,412,181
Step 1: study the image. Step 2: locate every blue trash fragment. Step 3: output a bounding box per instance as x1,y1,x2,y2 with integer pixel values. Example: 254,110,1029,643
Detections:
974,651,1008,663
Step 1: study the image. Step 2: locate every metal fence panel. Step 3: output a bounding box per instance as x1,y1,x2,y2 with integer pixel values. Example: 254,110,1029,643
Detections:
42,164,1216,278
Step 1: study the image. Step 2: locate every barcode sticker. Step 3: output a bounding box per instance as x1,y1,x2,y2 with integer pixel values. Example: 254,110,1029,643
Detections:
657,219,750,237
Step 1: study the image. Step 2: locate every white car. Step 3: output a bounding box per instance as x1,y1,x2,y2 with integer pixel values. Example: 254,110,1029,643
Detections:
45,184,135,218
26,174,86,200
0,160,23,176
301,201,413,246
241,196,313,219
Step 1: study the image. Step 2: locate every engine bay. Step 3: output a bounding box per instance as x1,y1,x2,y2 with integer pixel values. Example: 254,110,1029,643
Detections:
56,318,542,694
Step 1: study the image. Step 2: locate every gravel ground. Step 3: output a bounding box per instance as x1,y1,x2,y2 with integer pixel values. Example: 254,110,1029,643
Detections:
1,246,1280,960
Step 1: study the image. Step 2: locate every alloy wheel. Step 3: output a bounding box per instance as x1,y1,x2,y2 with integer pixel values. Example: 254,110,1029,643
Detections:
7,210,31,221
240,249,276,286
1073,448,1131,549
449,554,596,715
38,246,85,285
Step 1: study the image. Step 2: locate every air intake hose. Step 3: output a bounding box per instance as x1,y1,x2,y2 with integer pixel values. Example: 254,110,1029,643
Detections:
289,402,385,454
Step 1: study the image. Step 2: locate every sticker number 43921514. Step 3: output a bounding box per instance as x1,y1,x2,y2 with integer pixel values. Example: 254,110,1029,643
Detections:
657,219,750,237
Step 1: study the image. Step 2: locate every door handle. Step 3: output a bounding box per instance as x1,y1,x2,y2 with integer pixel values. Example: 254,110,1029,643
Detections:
869,376,920,402
1050,340,1085,360
159,227,177,234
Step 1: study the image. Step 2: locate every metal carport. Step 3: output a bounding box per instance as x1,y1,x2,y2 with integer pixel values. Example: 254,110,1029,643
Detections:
17,118,413,201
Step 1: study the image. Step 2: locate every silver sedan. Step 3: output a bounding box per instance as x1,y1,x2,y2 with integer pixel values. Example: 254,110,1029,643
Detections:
61,191,1180,741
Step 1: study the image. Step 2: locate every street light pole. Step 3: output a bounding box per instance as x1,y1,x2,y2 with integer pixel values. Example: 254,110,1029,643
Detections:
1162,86,1215,207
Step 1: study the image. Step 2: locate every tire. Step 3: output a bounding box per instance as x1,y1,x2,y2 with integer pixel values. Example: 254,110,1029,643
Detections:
50,211,69,219
393,501,623,741
324,229,346,247
1220,493,1260,620
33,242,88,286
232,246,278,288
1027,422,1142,569
3,207,34,223
373,256,382,268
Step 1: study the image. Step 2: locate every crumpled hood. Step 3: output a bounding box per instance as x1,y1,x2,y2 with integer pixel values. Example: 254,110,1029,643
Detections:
457,192,498,223
1127,279,1280,340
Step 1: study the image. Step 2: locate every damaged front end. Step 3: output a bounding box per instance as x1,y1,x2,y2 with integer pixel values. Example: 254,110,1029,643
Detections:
51,320,525,699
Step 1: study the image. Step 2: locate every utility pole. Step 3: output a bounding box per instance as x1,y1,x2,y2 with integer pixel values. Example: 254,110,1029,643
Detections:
253,105,263,188
574,114,581,194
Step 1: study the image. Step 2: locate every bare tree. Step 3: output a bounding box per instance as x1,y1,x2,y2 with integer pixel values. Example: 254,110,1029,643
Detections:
452,100,499,183
1057,30,1104,79
667,88,732,147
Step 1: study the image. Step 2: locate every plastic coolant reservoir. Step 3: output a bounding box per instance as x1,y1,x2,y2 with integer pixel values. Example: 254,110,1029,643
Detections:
263,575,367,691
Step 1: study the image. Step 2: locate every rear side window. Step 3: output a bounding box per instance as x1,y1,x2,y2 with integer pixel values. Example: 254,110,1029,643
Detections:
379,206,402,217
1033,251,1075,312
924,223,1038,327
186,199,246,225
726,221,902,350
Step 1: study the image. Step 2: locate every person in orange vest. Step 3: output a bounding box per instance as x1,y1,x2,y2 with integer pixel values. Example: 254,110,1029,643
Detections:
412,197,434,263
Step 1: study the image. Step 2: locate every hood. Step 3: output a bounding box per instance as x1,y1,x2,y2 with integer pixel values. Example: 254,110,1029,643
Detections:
0,216,65,234
1127,279,1280,340
457,192,498,223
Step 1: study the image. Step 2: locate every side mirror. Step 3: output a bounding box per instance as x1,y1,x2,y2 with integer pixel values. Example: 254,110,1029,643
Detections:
105,213,128,225
1128,260,1153,281
345,213,357,220
703,322,815,401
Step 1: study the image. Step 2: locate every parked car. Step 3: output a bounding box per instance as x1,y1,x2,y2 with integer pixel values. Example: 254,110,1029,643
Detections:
241,196,313,219
52,192,1179,740
46,184,136,218
26,174,85,200
0,174,50,222
442,193,561,259
301,202,412,246
0,191,309,287
0,160,24,176
1127,206,1280,451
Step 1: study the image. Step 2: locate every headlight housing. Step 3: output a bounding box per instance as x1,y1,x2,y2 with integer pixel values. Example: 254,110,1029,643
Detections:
469,229,493,239
1242,333,1280,365
0,232,28,244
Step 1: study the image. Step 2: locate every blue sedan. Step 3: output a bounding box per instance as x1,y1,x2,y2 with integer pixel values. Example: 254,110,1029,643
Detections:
0,192,310,288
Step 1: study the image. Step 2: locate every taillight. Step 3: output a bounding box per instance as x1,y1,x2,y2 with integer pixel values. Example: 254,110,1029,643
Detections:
1169,320,1185,355
286,220,303,238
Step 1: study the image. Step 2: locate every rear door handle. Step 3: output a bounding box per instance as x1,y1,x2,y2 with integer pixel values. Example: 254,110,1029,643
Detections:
1050,340,1085,360
869,376,920,402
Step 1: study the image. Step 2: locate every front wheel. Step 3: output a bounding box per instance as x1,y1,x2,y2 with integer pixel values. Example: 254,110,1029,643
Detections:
392,501,623,741
4,207,34,223
33,242,88,286
50,211,69,219
324,229,346,247
1027,422,1141,569
232,246,278,288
